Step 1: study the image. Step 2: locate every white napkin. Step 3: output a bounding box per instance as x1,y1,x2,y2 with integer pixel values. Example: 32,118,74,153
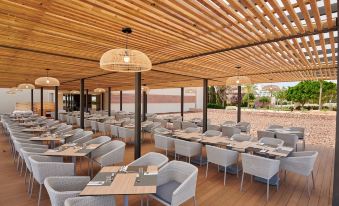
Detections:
259,149,267,153
144,172,158,176
87,181,105,186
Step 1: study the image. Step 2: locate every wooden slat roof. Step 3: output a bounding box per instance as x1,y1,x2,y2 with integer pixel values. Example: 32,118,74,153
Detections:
0,0,337,90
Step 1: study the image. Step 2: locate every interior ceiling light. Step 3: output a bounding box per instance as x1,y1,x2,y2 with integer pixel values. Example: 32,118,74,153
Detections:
35,69,60,87
100,27,152,72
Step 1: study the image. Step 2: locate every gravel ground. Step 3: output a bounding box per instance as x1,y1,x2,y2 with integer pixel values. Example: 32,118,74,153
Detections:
161,109,336,147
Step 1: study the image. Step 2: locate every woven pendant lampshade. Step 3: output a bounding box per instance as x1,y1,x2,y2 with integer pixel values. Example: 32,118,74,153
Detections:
35,69,60,87
185,88,196,94
262,85,280,92
226,65,251,86
11,87,22,92
141,86,150,94
94,88,106,93
18,83,35,90
100,27,152,72
70,90,80,94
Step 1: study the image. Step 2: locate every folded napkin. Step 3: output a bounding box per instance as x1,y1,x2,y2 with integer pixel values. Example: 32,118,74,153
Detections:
144,172,158,176
259,149,267,153
47,149,58,153
87,181,105,186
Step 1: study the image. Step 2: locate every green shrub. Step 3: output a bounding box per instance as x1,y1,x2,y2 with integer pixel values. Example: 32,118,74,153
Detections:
207,103,225,109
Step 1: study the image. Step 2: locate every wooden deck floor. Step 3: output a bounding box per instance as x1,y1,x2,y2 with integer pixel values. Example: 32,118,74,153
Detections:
0,131,333,206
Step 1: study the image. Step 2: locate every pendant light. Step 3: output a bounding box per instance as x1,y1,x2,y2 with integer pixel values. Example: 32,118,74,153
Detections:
18,83,35,90
35,69,60,87
141,86,150,94
94,88,106,93
226,65,251,86
100,27,152,72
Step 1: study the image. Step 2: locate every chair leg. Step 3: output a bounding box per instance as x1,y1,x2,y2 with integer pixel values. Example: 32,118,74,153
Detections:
24,167,28,184
266,179,269,201
38,184,42,206
189,157,191,164
205,162,209,178
30,178,34,197
307,176,311,197
240,172,244,192
312,171,315,188
193,196,197,206
20,159,24,176
303,139,306,151
224,165,227,186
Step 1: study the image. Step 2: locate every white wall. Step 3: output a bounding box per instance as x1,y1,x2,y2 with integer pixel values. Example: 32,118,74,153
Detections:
0,88,54,114
111,102,196,113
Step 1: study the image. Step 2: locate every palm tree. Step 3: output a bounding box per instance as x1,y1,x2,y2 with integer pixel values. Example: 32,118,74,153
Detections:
243,84,257,108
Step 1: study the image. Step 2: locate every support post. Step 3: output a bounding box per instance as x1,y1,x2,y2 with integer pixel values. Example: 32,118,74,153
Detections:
120,90,123,111
332,16,339,206
134,72,141,159
54,86,58,120
101,93,104,111
142,91,147,121
31,89,34,113
108,87,111,116
181,87,184,119
40,87,44,116
237,85,241,123
80,79,84,129
203,79,208,132
86,89,89,113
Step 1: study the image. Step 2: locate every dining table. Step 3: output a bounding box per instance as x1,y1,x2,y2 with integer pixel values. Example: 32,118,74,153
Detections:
80,165,158,206
29,133,73,148
266,128,303,138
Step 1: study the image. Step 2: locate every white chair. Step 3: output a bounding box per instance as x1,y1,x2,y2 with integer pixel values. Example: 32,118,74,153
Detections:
183,127,200,133
207,124,221,131
203,130,221,137
97,122,107,135
205,145,239,185
44,176,90,206
259,137,284,147
117,127,134,143
182,121,197,129
128,152,168,168
76,118,81,128
147,161,198,206
90,121,98,133
29,155,75,206
235,122,251,133
65,196,116,206
280,151,318,196
154,134,175,156
110,125,119,138
288,127,306,150
172,120,182,130
84,136,111,145
91,140,126,168
154,118,168,128
257,130,275,139
72,131,93,144
240,153,280,201
276,133,299,151
222,121,236,125
174,139,202,165
231,134,252,142
221,126,240,137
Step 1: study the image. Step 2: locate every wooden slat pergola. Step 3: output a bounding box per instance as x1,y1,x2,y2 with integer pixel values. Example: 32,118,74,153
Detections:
0,0,337,91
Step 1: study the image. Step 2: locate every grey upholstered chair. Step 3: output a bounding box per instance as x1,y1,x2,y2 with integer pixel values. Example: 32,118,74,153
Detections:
90,121,98,133
222,120,236,125
288,127,306,150
221,126,241,137
183,127,200,133
128,152,169,168
65,196,116,206
44,176,90,206
91,140,126,168
172,120,182,130
259,137,284,147
276,133,299,151
241,153,280,201
203,130,221,137
148,160,198,206
154,134,175,156
109,124,119,138
257,130,275,140
280,151,318,196
117,127,134,142
72,131,93,144
153,127,171,134
29,155,75,206
231,134,252,142
205,145,239,185
181,121,197,129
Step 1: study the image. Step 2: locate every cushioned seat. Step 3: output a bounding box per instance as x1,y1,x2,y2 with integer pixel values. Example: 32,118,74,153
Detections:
156,180,181,204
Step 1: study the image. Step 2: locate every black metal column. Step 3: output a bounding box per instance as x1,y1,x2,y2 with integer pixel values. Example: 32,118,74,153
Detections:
134,72,141,159
142,91,147,121
101,93,104,111
203,79,208,132
332,16,339,206
80,79,85,129
54,86,58,120
85,89,89,113
120,90,123,111
237,85,241,123
65,94,68,111
180,87,184,119
108,87,111,116
40,87,44,116
31,89,34,112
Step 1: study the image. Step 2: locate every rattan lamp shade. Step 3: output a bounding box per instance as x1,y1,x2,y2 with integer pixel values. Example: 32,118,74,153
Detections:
94,88,106,93
262,85,280,92
141,86,150,94
100,49,152,72
70,90,80,94
35,77,60,87
226,76,251,86
11,87,22,92
18,83,35,90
